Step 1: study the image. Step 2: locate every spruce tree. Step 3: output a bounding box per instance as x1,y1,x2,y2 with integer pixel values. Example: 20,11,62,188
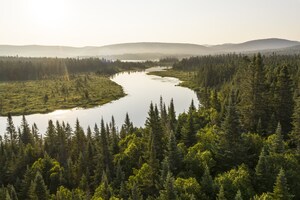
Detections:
219,91,242,167
167,99,177,133
217,185,227,200
201,165,215,199
6,113,17,148
146,103,164,161
255,147,271,193
272,168,293,200
271,123,285,154
93,171,112,200
110,116,119,155
239,54,267,133
275,65,294,136
166,131,181,174
130,182,143,200
29,172,49,200
182,106,196,147
20,115,33,145
290,97,300,151
100,119,113,180
235,190,243,200
120,113,134,139
159,172,177,200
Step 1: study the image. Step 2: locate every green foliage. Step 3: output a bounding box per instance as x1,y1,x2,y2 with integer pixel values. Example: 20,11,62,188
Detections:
217,91,243,169
272,169,293,200
174,177,201,199
158,172,177,200
92,172,112,200
55,186,73,200
235,190,243,200
128,163,156,197
215,164,254,200
217,185,227,200
290,97,300,151
274,65,294,136
28,171,49,200
1,53,300,199
0,74,125,115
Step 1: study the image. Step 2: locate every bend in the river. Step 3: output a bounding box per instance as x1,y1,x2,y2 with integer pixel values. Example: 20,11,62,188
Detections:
0,67,199,134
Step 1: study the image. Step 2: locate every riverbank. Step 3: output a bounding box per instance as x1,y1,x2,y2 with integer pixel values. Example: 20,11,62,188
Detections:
147,69,199,90
0,74,125,116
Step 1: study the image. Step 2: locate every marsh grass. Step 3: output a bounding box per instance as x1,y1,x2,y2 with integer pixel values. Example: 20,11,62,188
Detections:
0,74,125,116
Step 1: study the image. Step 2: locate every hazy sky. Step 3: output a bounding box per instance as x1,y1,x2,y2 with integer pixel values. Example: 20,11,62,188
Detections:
1,0,300,46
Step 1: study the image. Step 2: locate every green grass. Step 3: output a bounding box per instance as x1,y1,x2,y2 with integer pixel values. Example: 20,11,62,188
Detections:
147,69,199,90
0,74,125,116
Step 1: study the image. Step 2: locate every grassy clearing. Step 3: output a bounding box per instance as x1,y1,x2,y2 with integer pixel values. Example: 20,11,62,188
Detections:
0,74,125,116
147,69,199,90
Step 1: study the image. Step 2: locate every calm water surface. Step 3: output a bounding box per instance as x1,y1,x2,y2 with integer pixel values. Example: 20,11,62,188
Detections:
0,67,199,134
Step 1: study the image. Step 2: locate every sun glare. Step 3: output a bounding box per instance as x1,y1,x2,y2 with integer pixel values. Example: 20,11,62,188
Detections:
28,0,67,28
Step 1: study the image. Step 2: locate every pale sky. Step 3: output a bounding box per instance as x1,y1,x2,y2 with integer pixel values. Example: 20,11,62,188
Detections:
0,0,300,46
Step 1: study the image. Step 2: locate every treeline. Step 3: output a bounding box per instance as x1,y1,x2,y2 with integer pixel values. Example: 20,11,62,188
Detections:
175,53,299,135
0,57,147,81
174,54,300,90
0,97,300,199
0,53,300,199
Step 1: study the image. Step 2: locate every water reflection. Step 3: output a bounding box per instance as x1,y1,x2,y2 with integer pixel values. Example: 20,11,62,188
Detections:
0,67,199,134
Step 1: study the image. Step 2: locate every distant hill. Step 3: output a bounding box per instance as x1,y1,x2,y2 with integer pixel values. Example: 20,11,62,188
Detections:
212,38,300,52
0,38,299,59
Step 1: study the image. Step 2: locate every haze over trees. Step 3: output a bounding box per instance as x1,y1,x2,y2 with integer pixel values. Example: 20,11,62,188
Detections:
0,38,299,59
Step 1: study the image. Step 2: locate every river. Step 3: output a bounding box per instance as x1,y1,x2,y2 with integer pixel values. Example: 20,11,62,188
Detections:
0,67,199,134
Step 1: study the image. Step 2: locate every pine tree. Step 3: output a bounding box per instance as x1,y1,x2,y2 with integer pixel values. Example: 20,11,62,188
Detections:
146,103,164,161
7,184,18,200
29,171,49,200
272,168,293,200
20,115,33,145
160,96,168,126
92,171,112,200
167,99,177,133
239,54,267,133
44,120,57,157
119,181,128,199
275,65,294,136
219,91,242,167
267,113,277,135
271,123,285,154
159,172,177,200
6,113,17,148
255,147,272,193
211,89,221,112
217,185,227,200
201,165,215,199
166,131,181,174
72,119,86,159
130,182,143,200
235,190,243,200
110,116,119,155
100,118,113,180
182,105,196,147
290,97,300,151
120,113,134,139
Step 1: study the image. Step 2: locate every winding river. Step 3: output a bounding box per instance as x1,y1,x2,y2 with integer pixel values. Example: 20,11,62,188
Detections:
0,67,199,134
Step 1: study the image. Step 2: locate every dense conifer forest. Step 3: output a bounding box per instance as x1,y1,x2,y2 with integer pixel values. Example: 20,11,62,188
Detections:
0,53,300,199
0,57,148,81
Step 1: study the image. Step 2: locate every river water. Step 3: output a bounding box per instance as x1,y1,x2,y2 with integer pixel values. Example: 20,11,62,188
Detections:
0,67,199,134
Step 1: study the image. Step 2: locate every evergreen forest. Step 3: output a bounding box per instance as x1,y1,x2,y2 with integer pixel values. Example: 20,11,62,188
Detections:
0,53,300,199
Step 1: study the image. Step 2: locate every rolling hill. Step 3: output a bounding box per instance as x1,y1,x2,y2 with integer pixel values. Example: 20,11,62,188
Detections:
0,38,299,59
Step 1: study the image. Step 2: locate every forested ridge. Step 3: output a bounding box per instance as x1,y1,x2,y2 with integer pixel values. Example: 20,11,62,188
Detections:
1,53,300,199
0,57,148,82
0,57,151,115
